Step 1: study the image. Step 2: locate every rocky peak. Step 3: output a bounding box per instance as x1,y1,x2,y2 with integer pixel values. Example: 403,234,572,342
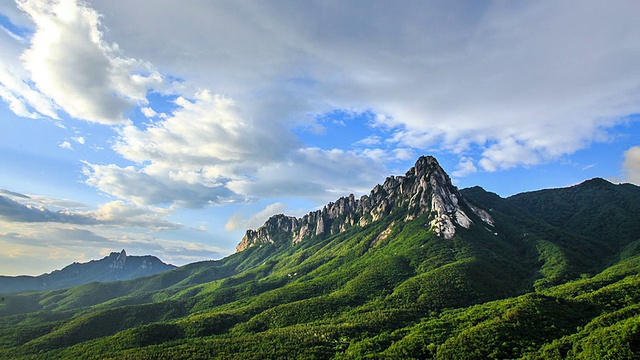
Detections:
0,251,176,294
109,249,127,269
236,156,493,252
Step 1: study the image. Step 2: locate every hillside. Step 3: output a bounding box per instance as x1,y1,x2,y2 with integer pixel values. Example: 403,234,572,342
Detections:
0,250,176,294
0,156,638,359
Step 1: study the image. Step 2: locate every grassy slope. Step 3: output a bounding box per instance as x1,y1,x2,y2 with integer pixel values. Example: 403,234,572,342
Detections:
0,181,638,359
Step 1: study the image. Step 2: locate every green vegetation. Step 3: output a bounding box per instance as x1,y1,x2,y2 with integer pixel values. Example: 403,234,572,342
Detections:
0,179,639,358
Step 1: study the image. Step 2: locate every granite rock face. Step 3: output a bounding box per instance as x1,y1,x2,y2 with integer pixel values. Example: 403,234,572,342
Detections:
236,156,493,252
109,249,128,269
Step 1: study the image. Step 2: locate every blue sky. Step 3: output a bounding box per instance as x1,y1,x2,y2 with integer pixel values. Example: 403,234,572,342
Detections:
0,0,639,276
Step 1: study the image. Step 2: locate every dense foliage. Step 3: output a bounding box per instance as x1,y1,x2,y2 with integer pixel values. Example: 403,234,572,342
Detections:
0,179,639,359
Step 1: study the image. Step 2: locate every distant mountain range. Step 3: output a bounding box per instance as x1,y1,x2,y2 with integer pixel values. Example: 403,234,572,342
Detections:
1,156,639,359
0,249,175,294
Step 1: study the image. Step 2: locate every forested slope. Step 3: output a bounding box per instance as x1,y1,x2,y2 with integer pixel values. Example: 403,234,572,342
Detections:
1,157,638,359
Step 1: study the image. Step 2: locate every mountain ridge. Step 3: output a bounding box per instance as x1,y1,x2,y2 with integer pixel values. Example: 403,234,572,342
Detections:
0,249,176,294
237,155,493,251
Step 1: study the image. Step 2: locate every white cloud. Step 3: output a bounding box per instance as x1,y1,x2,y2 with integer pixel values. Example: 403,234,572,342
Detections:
0,192,181,231
357,147,416,164
2,0,638,273
85,144,385,208
5,0,640,213
478,137,543,172
59,140,72,150
113,90,294,169
87,0,640,173
83,201,181,231
452,157,478,178
24,195,88,210
0,224,229,275
354,135,382,146
80,88,385,207
226,147,385,202
623,146,640,185
0,62,60,119
225,202,288,231
0,189,89,209
0,2,32,29
15,0,162,124
390,148,416,161
0,189,31,199
81,90,272,207
140,106,158,118
82,163,237,208
72,136,85,144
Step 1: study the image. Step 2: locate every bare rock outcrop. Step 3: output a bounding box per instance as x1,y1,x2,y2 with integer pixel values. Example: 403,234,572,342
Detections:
236,156,493,252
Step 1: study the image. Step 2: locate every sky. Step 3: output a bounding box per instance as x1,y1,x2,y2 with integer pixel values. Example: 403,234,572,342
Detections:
0,0,639,276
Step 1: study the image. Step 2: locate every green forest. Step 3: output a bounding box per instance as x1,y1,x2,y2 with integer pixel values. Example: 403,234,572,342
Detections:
1,178,639,359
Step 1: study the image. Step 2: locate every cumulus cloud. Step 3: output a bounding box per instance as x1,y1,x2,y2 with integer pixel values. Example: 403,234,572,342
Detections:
357,147,416,164
82,89,385,207
623,146,640,185
226,147,386,202
113,90,294,168
82,201,182,231
87,0,640,175
0,62,59,119
140,106,158,118
0,13,58,119
85,145,385,208
6,0,639,213
13,0,162,124
82,163,239,208
59,140,72,150
452,157,478,178
225,202,288,231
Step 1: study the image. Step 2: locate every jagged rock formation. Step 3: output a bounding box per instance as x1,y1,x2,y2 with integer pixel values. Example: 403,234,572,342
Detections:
0,250,175,294
109,249,127,269
237,156,493,252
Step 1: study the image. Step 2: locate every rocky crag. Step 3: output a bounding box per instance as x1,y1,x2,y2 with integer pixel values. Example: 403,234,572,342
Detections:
237,156,493,252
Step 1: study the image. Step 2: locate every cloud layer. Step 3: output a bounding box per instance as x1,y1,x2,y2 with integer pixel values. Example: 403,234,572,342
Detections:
2,0,639,208
88,0,640,173
0,190,223,275
0,225,228,276
83,90,386,207
0,191,180,230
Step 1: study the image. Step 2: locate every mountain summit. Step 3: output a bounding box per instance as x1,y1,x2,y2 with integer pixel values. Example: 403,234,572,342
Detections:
0,250,175,294
237,156,493,251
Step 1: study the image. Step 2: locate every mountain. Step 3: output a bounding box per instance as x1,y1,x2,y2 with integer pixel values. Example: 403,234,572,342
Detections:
0,156,639,359
237,156,494,251
0,250,176,294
